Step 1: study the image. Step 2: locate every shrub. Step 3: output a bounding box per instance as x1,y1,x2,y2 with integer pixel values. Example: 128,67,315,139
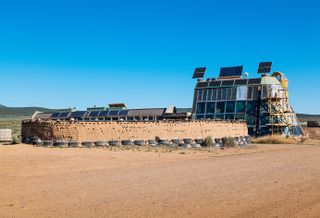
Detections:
251,135,298,144
12,136,21,144
222,137,235,147
204,136,214,147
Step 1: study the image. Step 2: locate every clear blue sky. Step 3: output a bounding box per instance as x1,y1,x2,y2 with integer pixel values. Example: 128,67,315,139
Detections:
0,0,319,113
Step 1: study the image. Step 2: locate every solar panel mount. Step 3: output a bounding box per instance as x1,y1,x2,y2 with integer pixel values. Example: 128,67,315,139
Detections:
192,67,206,79
257,62,272,74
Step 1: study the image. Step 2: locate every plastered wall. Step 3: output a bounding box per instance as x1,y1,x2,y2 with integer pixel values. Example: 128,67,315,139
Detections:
22,120,248,141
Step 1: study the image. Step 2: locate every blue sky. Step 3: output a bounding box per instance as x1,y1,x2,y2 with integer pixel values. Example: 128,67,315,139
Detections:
0,0,319,113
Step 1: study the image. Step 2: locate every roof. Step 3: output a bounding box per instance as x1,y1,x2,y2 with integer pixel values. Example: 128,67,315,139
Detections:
127,108,165,117
261,76,281,85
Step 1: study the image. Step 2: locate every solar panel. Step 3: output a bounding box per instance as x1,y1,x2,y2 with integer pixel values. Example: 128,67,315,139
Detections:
257,62,272,74
108,110,119,116
196,81,209,88
118,110,129,116
70,111,86,118
219,66,243,77
221,80,235,86
99,110,109,116
209,80,222,87
88,111,100,117
248,78,262,84
59,112,70,118
51,112,60,118
192,67,206,79
234,79,248,85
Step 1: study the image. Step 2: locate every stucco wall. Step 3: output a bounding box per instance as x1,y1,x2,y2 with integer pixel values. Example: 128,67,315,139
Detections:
22,120,248,141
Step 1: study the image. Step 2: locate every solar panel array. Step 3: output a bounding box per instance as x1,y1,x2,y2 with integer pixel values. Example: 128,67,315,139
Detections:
257,62,272,74
192,67,206,79
219,66,243,77
196,77,262,89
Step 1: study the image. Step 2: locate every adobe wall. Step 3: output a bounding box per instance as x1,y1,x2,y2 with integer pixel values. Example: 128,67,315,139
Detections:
21,120,248,141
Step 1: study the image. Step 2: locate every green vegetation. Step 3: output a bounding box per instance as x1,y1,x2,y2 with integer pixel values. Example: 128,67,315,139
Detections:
251,135,298,144
0,119,23,138
204,136,214,147
0,104,55,118
222,137,236,147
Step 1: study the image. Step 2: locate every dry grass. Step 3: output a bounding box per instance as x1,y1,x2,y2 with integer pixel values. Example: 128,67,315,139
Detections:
251,135,298,144
0,119,22,138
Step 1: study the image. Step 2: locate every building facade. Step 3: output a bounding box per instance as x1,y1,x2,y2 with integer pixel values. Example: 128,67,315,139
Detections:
192,68,303,136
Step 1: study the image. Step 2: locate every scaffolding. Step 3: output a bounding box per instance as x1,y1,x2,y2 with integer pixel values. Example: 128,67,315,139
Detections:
265,88,302,136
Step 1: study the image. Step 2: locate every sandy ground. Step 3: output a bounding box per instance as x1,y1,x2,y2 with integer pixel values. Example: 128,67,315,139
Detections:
1,144,320,218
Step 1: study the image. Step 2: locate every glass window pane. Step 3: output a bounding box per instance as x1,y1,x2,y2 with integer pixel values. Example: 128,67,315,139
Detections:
225,114,235,120
247,86,253,100
215,114,225,120
226,101,236,113
196,115,204,119
216,102,225,113
235,114,245,120
205,114,214,119
212,89,217,100
207,89,212,101
196,103,206,113
236,101,246,113
217,89,222,100
246,114,255,126
246,101,257,113
231,87,237,100
222,88,227,100
197,90,203,101
202,89,207,101
206,102,215,113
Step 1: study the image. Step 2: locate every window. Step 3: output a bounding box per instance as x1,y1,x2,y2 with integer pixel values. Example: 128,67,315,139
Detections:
222,88,227,100
207,89,213,101
235,114,245,120
252,86,260,100
215,114,225,120
216,102,225,113
205,114,214,119
196,103,206,114
225,114,235,120
206,102,215,113
217,88,222,100
246,114,255,126
246,101,257,113
247,86,253,100
226,101,236,113
211,89,217,101
231,87,237,100
197,90,203,101
236,101,246,113
196,115,204,119
202,89,207,101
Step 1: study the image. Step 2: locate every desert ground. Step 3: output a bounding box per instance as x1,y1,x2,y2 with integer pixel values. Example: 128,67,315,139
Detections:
1,143,320,218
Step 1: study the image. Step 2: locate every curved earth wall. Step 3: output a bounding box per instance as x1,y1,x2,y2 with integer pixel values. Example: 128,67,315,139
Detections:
22,120,248,141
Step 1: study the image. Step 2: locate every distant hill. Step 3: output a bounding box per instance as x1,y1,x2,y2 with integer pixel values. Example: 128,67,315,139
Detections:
297,114,320,123
0,104,56,118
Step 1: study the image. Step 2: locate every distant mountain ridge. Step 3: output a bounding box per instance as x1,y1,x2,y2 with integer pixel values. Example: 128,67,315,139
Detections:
0,104,319,121
0,104,57,117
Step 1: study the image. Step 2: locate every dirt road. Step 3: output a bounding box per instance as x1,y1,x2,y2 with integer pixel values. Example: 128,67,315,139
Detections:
1,144,320,218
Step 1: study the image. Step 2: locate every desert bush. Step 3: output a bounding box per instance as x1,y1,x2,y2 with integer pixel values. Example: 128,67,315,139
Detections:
12,136,21,144
251,135,297,144
204,136,214,147
222,137,235,147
